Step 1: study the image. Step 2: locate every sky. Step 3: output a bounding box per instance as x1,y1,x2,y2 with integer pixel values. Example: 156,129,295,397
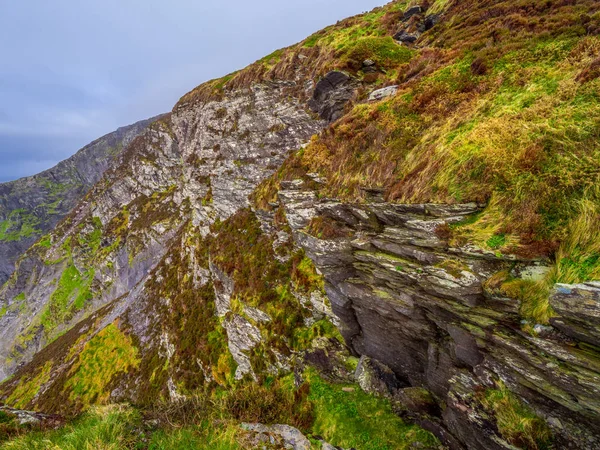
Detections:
0,0,385,182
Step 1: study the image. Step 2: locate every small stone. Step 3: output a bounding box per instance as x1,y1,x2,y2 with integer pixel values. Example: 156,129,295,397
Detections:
342,387,355,392
548,417,564,429
393,31,418,44
533,324,554,337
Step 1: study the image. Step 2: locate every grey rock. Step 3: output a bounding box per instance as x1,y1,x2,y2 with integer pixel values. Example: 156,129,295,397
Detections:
403,5,423,21
355,355,401,396
394,31,419,44
308,71,357,122
550,282,600,346
0,116,160,285
368,85,399,102
241,423,311,450
280,187,600,448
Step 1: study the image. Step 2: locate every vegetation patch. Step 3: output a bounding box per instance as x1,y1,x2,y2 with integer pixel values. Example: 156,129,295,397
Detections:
40,264,95,339
0,210,41,242
4,361,53,410
305,368,438,450
64,323,140,409
480,382,552,450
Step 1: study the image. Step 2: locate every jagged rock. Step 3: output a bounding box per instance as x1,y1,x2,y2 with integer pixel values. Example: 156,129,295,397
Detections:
280,185,600,449
0,79,325,381
225,314,262,380
423,14,441,31
395,387,439,416
0,116,160,285
362,59,377,73
550,282,600,347
355,355,401,397
0,406,63,428
403,5,423,21
394,31,419,44
308,71,357,122
368,85,398,102
241,423,311,450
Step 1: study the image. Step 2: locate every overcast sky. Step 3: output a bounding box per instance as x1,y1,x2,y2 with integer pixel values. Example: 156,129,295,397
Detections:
0,0,384,182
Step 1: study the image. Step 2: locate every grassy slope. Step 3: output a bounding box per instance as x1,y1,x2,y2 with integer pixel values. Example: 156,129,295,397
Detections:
1,370,437,449
2,0,600,447
249,0,600,322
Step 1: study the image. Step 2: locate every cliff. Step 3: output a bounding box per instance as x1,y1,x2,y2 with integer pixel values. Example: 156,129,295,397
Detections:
0,116,160,285
1,0,600,449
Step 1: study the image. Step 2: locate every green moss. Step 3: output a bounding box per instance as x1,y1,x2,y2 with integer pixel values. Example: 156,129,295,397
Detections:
5,361,53,409
39,264,95,338
65,323,140,408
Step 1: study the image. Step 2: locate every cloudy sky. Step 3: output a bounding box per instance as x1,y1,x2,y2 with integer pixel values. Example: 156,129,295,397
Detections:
0,0,384,182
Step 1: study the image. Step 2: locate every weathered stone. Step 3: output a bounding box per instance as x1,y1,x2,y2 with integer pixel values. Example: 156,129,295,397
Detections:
550,282,600,346
307,71,357,122
403,5,423,21
368,85,399,102
280,187,600,448
393,31,419,44
241,423,311,450
355,355,401,396
0,116,160,286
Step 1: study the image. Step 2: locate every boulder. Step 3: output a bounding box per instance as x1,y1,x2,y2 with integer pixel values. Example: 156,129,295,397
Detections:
355,355,402,396
393,31,419,44
368,85,399,102
403,5,423,21
241,423,311,450
308,71,357,122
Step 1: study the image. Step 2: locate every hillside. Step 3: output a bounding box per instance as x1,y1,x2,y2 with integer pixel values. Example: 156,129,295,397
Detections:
1,1,600,449
0,116,161,285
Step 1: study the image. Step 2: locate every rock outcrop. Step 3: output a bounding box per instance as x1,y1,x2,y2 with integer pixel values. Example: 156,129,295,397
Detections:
280,179,600,450
0,81,326,382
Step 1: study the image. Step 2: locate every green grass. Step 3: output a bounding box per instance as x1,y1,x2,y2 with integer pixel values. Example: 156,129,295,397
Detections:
39,264,95,337
305,369,438,450
4,361,53,410
480,382,552,450
0,404,242,450
65,323,140,408
0,405,140,450
0,209,41,242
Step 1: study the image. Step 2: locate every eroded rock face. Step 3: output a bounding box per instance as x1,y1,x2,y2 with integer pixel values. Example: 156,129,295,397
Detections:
0,116,160,286
550,282,600,347
280,179,600,450
0,81,326,381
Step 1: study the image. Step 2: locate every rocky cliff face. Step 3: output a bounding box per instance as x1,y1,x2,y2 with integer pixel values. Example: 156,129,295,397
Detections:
279,179,600,449
2,0,600,449
0,81,325,384
0,117,160,285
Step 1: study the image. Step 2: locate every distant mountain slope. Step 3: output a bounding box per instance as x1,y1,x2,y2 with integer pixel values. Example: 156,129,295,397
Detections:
0,116,162,285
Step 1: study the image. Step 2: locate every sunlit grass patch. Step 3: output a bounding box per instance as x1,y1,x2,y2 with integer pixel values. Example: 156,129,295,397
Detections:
480,382,552,450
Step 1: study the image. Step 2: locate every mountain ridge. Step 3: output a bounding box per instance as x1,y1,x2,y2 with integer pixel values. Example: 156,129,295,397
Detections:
0,115,163,285
1,0,600,448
